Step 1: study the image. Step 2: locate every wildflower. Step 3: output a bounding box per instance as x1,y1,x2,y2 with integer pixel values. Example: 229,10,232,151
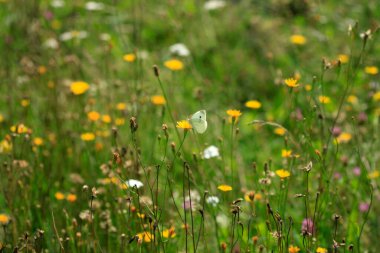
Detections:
305,84,312,91
359,202,370,213
353,167,361,176
21,99,30,107
0,139,12,153
275,169,290,179
0,114,3,123
81,132,95,141
281,149,292,158
164,59,184,71
55,192,65,200
316,247,327,253
123,53,136,62
373,91,380,101
60,31,88,41
368,170,379,179
218,185,232,192
10,124,29,134
116,103,127,110
347,95,358,104
206,196,220,206
51,0,64,8
126,179,144,189
336,132,351,143
203,145,220,159
204,0,226,10
245,100,262,109
169,43,190,57
44,38,59,49
0,214,10,225
302,218,314,234
115,118,125,126
101,114,111,123
85,1,104,11
70,81,90,95
176,120,192,130
274,127,286,136
162,227,176,238
319,96,331,104
226,109,242,122
87,111,100,121
137,213,145,219
67,194,77,202
244,191,262,202
364,66,378,75
33,137,44,146
288,245,300,253
38,66,47,75
151,95,166,105
284,78,299,88
290,34,306,45
136,231,154,243
338,54,349,64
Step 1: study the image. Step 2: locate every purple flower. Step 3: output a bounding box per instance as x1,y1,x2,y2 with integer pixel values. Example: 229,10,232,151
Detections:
334,172,342,180
353,167,361,176
302,218,314,234
359,202,370,213
331,127,342,137
44,11,54,20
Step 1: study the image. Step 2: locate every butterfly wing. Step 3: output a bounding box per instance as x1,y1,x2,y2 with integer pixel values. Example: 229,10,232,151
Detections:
190,110,207,134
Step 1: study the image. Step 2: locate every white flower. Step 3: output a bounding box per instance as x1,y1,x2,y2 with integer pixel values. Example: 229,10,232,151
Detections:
99,33,111,41
169,43,190,57
85,1,104,11
60,31,88,41
203,145,219,159
44,38,59,49
216,214,229,227
206,196,219,206
126,179,144,189
204,0,226,10
51,0,64,8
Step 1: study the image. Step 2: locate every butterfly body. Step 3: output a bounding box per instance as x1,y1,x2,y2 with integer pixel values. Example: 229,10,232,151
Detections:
189,110,207,134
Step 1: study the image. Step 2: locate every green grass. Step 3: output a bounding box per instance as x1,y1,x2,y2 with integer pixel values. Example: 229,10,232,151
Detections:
0,0,379,252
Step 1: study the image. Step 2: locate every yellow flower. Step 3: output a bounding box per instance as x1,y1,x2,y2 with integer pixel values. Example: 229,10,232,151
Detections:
290,34,306,45
368,170,379,179
176,120,192,130
10,124,29,134
81,132,95,141
162,227,176,238
373,91,380,101
245,100,262,109
244,191,262,202
116,103,127,110
288,245,300,253
218,184,232,192
151,95,166,105
347,95,358,104
55,192,65,200
87,111,100,121
319,96,331,104
226,109,242,118
33,137,44,146
0,214,10,225
66,194,77,202
70,81,90,95
0,113,4,123
48,81,55,89
338,54,349,64
276,169,291,179
21,99,30,107
123,53,136,62
365,66,378,75
281,149,292,158
336,132,351,143
316,247,327,253
137,213,145,219
164,59,184,71
0,139,12,153
284,78,299,88
305,84,312,91
38,65,47,75
136,231,154,243
115,118,125,126
274,127,286,136
101,114,111,123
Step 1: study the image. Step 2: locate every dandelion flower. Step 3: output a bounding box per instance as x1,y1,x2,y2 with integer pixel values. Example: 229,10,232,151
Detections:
10,124,29,134
151,95,166,105
126,179,144,189
116,103,127,110
373,91,380,101
87,111,100,121
275,169,290,179
81,132,95,141
0,139,12,153
274,127,286,136
33,137,44,146
123,53,136,62
55,192,65,200
101,115,111,123
290,35,306,45
164,59,184,71
319,96,331,104
316,247,327,253
347,95,358,104
244,191,262,202
218,184,232,192
176,120,192,130
226,109,242,119
284,78,299,88
288,245,300,253
338,54,349,64
136,232,154,243
70,81,90,95
305,84,312,91
245,100,262,109
21,99,30,107
67,194,77,202
0,214,10,225
336,132,351,143
365,66,378,75
281,149,292,158
115,118,125,126
38,66,47,75
162,227,176,238
368,170,379,179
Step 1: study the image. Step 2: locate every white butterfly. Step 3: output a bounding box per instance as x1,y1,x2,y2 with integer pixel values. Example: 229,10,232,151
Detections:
189,110,208,134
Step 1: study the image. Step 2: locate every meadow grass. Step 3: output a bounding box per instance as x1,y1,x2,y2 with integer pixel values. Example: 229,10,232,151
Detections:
0,0,379,252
